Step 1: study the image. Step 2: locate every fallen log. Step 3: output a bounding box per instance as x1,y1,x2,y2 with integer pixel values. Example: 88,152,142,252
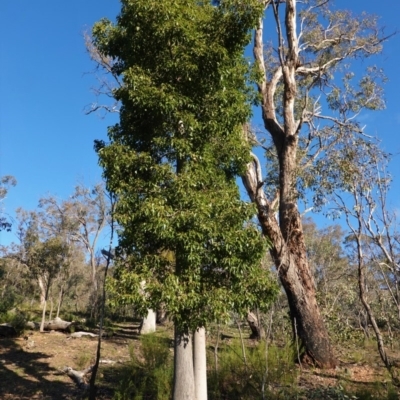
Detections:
43,317,74,332
69,332,98,339
62,365,93,389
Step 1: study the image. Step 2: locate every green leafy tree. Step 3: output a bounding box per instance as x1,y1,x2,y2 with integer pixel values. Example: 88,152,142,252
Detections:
39,183,111,298
15,210,70,332
242,0,390,367
91,0,277,398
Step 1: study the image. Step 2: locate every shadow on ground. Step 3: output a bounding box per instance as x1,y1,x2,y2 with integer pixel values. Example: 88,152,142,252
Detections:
0,338,76,400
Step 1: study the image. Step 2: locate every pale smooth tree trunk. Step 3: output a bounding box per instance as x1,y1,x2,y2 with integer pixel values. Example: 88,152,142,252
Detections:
56,285,64,319
140,309,156,334
49,298,53,321
40,299,47,333
38,276,46,306
193,327,207,400
173,327,196,400
139,280,156,334
40,278,51,333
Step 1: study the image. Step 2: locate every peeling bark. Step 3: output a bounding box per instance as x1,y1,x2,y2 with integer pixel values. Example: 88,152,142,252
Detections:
243,154,336,368
243,0,337,368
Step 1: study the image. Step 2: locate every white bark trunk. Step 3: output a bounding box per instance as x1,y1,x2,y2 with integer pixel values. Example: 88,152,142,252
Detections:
40,299,47,333
173,327,196,400
56,285,64,318
49,298,53,321
193,327,208,400
38,276,46,306
140,309,156,334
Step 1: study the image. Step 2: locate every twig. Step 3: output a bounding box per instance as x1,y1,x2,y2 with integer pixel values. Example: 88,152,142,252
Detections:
214,323,220,380
88,191,116,400
236,318,247,366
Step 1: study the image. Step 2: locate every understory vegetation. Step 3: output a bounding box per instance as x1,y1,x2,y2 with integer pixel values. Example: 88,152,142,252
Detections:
103,324,400,400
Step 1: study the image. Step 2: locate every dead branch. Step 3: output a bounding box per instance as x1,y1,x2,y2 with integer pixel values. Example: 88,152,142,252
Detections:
62,365,93,390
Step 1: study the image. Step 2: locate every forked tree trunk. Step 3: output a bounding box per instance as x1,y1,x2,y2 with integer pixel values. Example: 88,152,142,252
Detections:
243,156,336,368
242,0,336,368
140,309,156,334
173,327,196,400
193,327,208,400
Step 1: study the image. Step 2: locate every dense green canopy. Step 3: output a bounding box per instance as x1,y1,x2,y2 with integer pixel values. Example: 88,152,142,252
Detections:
93,0,277,330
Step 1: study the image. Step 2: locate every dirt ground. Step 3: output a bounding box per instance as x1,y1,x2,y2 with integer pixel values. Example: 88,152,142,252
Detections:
0,327,398,399
0,327,138,400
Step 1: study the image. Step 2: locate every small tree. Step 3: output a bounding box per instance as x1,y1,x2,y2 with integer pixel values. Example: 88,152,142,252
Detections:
14,206,83,321
39,183,110,295
33,238,70,332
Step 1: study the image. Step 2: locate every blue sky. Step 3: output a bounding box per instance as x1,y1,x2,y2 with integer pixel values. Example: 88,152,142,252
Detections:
1,1,400,246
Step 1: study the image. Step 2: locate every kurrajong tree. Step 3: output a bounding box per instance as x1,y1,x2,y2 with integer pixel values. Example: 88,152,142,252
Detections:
91,1,277,399
242,0,390,367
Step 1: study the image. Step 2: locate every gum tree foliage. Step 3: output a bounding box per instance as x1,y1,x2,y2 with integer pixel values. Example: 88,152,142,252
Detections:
9,201,87,317
91,1,278,397
0,176,16,232
333,149,400,383
242,0,390,367
15,211,70,331
303,219,360,341
38,184,110,294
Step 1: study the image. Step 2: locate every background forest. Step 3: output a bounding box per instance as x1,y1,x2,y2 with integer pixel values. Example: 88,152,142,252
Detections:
1,1,400,399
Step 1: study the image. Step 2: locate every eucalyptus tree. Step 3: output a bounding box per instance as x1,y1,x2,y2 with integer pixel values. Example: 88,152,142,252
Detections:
91,0,277,398
39,183,110,294
14,210,70,331
333,148,400,381
242,0,390,367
